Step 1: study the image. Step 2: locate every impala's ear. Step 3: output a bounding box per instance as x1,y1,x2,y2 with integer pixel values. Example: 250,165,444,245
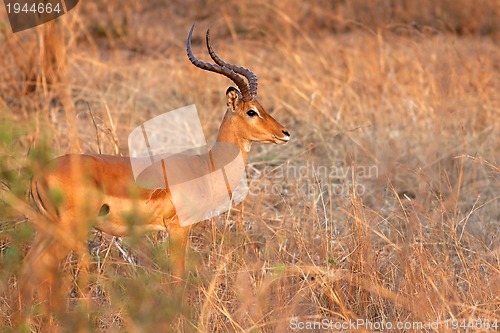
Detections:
226,86,242,112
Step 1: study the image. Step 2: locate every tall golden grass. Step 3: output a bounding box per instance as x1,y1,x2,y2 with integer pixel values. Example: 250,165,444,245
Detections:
0,0,499,331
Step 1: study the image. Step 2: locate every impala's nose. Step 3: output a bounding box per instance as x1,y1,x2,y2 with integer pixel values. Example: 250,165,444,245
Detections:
278,128,290,143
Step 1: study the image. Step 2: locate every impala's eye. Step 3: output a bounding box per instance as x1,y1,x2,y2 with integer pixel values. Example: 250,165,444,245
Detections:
247,110,258,117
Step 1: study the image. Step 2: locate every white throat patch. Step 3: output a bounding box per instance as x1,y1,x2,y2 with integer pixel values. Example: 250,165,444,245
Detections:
243,141,252,152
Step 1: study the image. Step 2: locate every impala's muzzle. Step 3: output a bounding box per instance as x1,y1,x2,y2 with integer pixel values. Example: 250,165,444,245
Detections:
274,129,290,144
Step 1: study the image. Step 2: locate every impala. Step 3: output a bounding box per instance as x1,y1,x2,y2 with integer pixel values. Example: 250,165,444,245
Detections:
19,25,290,313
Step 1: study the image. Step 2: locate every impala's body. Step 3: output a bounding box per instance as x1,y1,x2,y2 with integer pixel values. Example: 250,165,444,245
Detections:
32,154,176,236
19,25,290,315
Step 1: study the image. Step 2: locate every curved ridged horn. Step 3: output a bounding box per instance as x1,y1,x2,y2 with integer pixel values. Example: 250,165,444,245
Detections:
187,24,252,101
206,29,258,100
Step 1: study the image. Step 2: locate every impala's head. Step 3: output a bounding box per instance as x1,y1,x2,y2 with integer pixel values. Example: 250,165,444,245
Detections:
186,25,290,149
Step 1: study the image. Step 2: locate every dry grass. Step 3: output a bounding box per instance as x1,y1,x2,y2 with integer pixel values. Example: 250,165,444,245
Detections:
0,0,499,332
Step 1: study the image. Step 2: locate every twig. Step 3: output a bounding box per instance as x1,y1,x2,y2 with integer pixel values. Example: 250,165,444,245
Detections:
87,102,102,154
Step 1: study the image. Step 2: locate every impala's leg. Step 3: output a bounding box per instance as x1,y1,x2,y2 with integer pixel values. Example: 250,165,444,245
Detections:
168,225,191,284
32,237,70,313
16,231,46,321
19,229,71,317
163,226,188,332
168,225,191,312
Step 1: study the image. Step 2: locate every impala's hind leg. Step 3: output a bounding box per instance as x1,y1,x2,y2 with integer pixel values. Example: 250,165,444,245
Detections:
17,231,47,318
19,230,71,316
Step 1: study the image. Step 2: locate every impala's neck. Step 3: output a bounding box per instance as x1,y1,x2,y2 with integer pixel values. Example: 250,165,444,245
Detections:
213,110,250,163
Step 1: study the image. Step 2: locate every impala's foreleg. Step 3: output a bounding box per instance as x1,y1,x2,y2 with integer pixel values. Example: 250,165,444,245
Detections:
168,225,191,285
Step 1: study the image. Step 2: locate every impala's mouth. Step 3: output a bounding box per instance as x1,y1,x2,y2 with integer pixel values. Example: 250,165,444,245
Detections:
273,135,290,144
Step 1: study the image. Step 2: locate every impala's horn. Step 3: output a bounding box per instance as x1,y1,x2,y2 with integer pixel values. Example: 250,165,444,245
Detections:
205,29,258,100
186,24,254,101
